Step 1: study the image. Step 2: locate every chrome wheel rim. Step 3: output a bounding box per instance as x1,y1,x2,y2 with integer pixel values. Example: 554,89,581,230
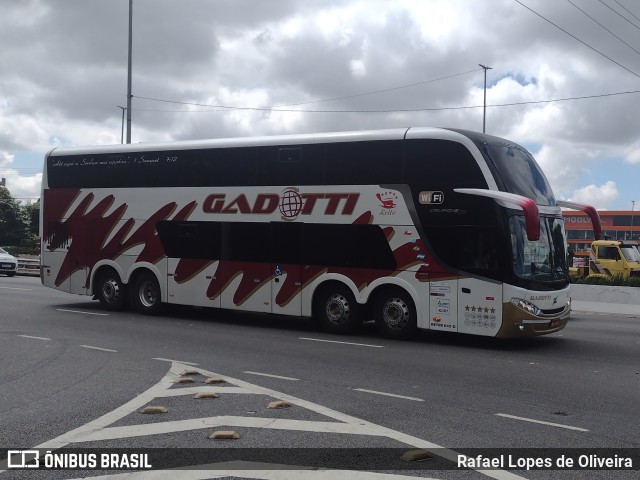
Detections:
102,279,120,303
382,297,410,330
325,294,350,325
138,280,158,308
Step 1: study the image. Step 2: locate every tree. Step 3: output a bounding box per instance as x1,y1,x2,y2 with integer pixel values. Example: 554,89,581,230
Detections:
0,187,39,253
0,186,23,246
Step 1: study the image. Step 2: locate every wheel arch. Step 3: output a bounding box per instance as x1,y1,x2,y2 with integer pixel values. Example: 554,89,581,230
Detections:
91,260,125,297
126,262,166,303
366,278,423,326
308,274,362,316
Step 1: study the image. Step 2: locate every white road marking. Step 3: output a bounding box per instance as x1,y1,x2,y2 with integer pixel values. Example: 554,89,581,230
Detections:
243,371,300,381
495,413,589,432
73,416,392,441
56,308,109,316
17,335,51,341
80,345,118,353
299,337,384,348
0,286,32,291
0,361,528,480
152,357,199,365
158,386,254,397
353,388,424,402
66,465,443,480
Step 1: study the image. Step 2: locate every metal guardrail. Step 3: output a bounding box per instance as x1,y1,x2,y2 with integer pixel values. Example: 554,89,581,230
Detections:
16,256,40,276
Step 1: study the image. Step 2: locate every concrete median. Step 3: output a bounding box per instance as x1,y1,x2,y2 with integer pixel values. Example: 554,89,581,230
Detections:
570,284,640,315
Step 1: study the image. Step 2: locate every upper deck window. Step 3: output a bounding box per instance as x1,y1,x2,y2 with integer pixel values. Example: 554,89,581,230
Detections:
481,141,555,205
450,129,556,206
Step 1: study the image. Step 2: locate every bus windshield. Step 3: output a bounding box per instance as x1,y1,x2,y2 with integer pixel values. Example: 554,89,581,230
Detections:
510,215,568,282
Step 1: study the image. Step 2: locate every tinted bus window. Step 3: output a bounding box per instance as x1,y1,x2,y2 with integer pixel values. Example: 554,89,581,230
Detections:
156,221,222,259
256,144,324,186
325,141,403,185
303,224,396,269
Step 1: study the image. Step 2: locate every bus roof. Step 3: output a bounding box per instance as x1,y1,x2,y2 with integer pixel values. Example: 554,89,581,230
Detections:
47,127,473,156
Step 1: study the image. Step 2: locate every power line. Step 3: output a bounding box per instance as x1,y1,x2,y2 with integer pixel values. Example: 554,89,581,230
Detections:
598,0,640,30
135,68,482,111
132,88,640,114
613,0,640,24
513,0,640,78
271,68,482,107
566,0,640,57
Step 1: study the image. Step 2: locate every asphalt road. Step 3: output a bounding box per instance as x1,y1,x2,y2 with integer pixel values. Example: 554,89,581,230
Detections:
0,275,638,480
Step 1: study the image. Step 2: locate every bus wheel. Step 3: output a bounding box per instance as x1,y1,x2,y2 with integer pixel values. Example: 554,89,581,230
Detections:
96,270,126,311
374,288,417,340
131,272,163,315
314,284,361,334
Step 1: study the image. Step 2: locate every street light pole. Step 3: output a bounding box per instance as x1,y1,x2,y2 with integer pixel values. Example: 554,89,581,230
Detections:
632,200,636,241
126,0,133,144
117,106,126,144
479,64,492,133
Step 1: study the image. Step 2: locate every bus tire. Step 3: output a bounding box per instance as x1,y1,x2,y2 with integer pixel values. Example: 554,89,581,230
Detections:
374,288,417,340
96,269,127,311
314,283,361,335
131,271,163,315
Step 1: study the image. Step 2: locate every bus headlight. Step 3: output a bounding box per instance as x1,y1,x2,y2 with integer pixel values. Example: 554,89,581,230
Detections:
511,298,541,316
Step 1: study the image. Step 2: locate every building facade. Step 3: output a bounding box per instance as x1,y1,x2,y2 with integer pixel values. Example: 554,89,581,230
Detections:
563,210,640,257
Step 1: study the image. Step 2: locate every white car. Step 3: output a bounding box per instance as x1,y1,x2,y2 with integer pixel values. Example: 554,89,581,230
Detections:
0,247,18,277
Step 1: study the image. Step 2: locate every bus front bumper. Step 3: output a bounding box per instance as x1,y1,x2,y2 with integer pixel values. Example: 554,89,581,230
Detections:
496,302,570,338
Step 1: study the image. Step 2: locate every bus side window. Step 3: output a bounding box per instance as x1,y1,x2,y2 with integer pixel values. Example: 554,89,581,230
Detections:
302,224,395,269
198,147,257,187
325,141,402,185
156,221,221,260
221,223,270,262
256,145,324,186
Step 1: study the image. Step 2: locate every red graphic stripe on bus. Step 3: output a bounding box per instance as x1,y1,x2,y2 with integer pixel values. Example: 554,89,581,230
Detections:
273,232,447,308
174,258,215,284
206,261,273,305
352,211,373,224
123,201,197,265
54,194,128,286
50,190,197,286
42,189,81,239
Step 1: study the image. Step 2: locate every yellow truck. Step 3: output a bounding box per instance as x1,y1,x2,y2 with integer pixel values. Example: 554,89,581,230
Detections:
586,240,640,278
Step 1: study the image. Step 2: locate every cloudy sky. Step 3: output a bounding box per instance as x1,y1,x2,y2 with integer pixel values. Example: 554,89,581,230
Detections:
1,0,639,210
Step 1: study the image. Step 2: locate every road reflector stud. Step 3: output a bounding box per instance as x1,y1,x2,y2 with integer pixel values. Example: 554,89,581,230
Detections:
194,392,219,399
174,377,195,384
180,369,200,376
400,449,432,462
204,377,226,384
267,400,291,409
208,430,239,440
140,406,168,414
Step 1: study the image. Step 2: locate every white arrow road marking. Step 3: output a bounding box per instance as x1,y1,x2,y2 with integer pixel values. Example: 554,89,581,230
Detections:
0,362,528,480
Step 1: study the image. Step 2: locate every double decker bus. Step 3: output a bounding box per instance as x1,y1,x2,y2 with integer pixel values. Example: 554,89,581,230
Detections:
40,127,601,339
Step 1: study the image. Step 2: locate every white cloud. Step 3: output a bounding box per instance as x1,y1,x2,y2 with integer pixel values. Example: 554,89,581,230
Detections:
0,0,638,209
568,181,619,210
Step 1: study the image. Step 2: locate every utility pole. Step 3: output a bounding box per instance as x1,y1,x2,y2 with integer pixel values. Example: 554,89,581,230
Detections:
632,200,636,241
117,106,126,144
479,64,492,133
126,0,133,144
